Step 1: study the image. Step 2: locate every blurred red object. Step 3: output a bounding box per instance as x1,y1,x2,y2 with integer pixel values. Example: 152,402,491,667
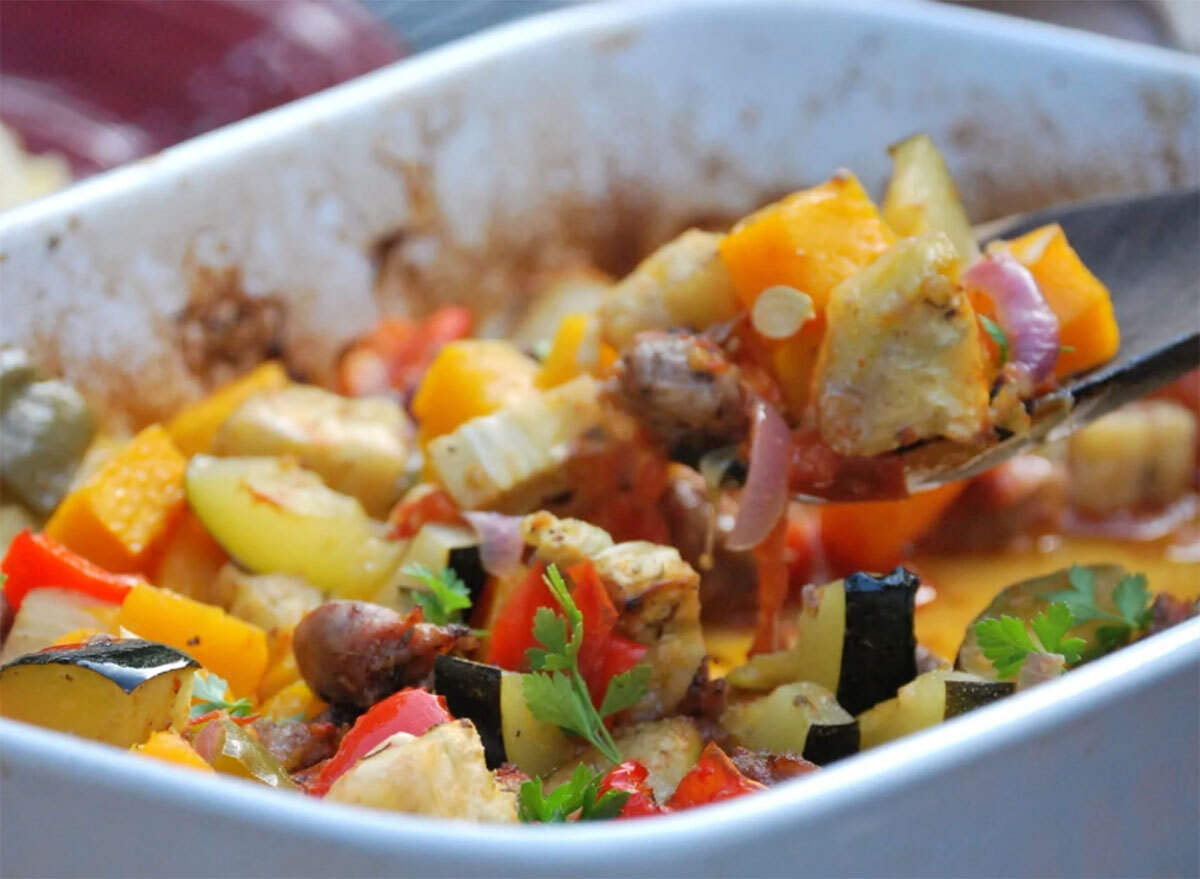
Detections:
0,0,402,175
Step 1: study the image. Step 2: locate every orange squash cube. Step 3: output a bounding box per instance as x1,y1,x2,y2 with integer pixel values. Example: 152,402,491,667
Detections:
412,340,539,443
166,361,289,456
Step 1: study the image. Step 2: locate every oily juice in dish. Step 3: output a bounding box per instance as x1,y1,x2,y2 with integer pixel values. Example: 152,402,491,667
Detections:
1,134,1196,825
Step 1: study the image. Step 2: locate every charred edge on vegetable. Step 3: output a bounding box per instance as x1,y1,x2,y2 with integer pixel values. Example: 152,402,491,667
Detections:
943,677,1014,718
839,567,919,715
433,655,505,768
0,639,198,694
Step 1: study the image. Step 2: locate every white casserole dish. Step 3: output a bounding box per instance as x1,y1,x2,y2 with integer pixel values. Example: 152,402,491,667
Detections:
1,0,1197,874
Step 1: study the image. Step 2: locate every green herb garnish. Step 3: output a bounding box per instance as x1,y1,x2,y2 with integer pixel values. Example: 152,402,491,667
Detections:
979,315,1009,366
1048,565,1152,659
517,763,630,823
521,564,650,765
191,672,254,718
973,602,1086,679
402,563,473,625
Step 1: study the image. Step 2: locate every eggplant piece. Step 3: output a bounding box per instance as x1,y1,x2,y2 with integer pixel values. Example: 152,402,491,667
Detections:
721,682,859,766
433,654,574,776
379,523,486,610
858,669,1013,750
0,639,197,747
726,567,920,715
956,564,1129,679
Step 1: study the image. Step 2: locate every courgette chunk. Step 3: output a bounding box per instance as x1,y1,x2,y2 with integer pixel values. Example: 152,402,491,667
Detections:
722,681,859,765
858,669,1013,750
0,639,197,747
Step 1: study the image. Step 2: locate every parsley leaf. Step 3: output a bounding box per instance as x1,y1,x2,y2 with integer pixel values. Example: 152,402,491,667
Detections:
1048,565,1153,639
979,315,1009,366
974,602,1085,679
517,763,630,823
190,672,253,718
1112,573,1152,629
402,563,473,625
521,564,650,765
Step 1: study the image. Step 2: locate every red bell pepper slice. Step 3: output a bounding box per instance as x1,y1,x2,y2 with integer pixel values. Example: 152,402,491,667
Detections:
666,742,767,811
484,560,647,710
1,529,139,611
338,306,474,398
598,761,663,818
308,688,452,797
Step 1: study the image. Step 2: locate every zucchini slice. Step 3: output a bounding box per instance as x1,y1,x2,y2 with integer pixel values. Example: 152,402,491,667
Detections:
721,681,859,765
858,669,1013,750
433,655,574,776
379,523,486,610
956,564,1129,679
726,567,920,714
0,639,197,747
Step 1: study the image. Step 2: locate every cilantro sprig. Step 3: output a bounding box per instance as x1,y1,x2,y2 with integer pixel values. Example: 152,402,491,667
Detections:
1049,565,1152,658
521,564,650,766
974,602,1086,679
402,563,473,625
979,315,1009,366
517,763,630,823
190,672,253,718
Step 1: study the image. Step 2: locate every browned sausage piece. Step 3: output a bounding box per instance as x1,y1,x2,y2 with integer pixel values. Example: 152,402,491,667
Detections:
293,600,475,709
614,330,749,461
729,746,819,787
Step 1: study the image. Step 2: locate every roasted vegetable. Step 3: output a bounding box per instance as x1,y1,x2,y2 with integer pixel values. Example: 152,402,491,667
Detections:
882,134,980,267
425,376,605,512
721,681,859,765
325,719,518,822
0,586,119,663
184,455,403,599
213,385,415,518
0,639,196,747
44,424,186,573
1,528,137,613
727,568,919,715
956,565,1135,679
536,313,617,389
0,367,95,517
151,511,230,606
380,523,486,610
433,654,575,775
117,582,269,697
131,730,214,773
814,233,989,456
192,716,297,790
1066,400,1197,514
166,361,289,457
223,567,323,635
857,669,1013,750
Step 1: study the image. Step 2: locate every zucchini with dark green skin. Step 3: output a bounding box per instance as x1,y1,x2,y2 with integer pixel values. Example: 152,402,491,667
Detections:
0,639,197,747
858,669,1013,749
721,681,859,765
727,567,920,715
433,654,575,775
396,523,487,606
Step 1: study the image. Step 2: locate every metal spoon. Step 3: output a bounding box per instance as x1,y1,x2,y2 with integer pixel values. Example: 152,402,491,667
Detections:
900,187,1199,493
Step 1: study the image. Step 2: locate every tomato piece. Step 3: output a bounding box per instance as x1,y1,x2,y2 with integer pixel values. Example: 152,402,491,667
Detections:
309,688,451,797
338,306,474,398
387,488,463,539
1,529,139,611
598,761,663,818
667,742,766,810
485,562,555,671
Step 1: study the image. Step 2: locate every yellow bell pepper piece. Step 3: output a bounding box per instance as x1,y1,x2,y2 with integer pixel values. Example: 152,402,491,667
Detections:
261,679,326,722
45,424,186,573
118,582,268,697
152,510,229,605
166,361,289,456
411,340,539,443
257,627,302,702
131,731,214,773
536,313,618,389
719,173,896,310
1002,223,1119,378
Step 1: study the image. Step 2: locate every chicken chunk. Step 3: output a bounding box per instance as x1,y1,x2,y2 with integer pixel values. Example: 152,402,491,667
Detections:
520,511,614,569
814,233,990,456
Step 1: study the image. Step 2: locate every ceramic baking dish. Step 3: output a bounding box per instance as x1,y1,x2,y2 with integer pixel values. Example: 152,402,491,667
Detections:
0,1,1197,875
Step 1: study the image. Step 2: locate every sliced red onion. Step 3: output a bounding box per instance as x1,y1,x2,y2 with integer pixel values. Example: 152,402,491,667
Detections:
190,717,222,763
726,399,792,551
462,511,525,578
963,253,1061,383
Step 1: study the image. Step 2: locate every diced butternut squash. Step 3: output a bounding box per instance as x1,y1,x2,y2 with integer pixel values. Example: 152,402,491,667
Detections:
411,341,539,443
132,730,214,773
719,173,896,311
166,361,289,456
257,629,303,701
1000,223,1119,378
151,510,229,606
536,313,617,389
118,582,269,697
45,425,186,573
48,627,106,647
260,678,326,722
